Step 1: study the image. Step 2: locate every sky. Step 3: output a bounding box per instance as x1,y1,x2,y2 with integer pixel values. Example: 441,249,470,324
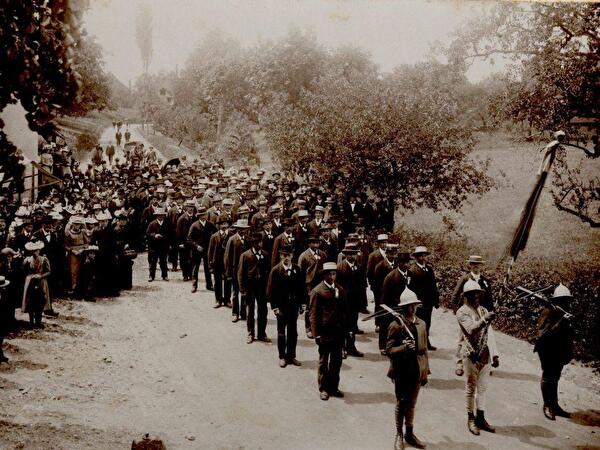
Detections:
84,0,503,85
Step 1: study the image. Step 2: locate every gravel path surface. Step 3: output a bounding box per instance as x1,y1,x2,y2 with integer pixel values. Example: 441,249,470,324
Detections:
1,255,599,449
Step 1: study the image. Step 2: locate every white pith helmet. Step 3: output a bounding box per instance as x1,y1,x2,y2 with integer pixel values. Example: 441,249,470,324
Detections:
463,279,484,294
399,287,421,307
552,283,572,299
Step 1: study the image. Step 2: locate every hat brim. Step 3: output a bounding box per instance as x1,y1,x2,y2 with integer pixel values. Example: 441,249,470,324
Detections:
466,259,485,264
0,280,10,287
399,299,421,307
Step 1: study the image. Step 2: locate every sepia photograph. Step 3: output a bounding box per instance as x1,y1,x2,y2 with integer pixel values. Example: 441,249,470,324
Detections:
0,0,599,449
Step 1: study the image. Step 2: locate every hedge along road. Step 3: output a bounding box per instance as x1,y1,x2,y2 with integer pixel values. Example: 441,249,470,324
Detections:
1,254,599,449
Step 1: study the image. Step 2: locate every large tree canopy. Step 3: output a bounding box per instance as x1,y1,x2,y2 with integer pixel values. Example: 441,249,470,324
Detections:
445,2,599,132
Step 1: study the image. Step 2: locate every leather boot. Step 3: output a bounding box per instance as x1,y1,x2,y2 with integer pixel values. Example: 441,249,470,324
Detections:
404,426,426,449
543,405,556,420
468,413,480,435
395,402,404,448
394,433,404,450
475,410,495,433
553,404,571,418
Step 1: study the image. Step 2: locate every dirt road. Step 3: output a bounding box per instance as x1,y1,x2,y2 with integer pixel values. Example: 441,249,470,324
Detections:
1,257,599,449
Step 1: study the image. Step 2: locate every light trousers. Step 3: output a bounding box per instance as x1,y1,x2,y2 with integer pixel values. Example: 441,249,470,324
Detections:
464,358,490,413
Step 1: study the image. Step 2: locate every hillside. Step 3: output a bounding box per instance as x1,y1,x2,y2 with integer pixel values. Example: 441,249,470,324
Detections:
399,131,600,266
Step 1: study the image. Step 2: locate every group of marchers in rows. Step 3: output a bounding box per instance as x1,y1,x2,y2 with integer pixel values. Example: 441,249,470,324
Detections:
0,141,575,450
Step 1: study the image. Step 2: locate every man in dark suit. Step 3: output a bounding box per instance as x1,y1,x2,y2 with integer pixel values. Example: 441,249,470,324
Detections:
267,244,306,368
207,215,230,308
410,246,440,351
319,223,338,262
367,234,389,298
307,205,326,235
380,252,412,352
260,219,275,268
146,207,171,282
335,243,364,358
310,262,346,401
298,234,326,339
293,210,310,262
271,218,295,268
187,207,216,293
224,219,250,322
373,244,399,354
238,233,270,344
176,200,196,281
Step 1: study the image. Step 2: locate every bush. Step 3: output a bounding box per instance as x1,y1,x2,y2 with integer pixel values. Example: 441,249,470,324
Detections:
390,226,600,363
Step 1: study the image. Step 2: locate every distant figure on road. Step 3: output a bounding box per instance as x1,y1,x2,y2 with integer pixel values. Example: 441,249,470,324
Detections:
534,283,574,421
92,145,103,167
124,130,131,143
115,131,122,147
105,142,115,165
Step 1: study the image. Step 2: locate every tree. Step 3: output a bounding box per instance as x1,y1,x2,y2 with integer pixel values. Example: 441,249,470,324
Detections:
262,65,491,211
135,1,153,75
64,34,113,116
445,2,600,227
445,2,599,131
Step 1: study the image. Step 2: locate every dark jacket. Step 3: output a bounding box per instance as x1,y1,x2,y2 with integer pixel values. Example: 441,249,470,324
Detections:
381,269,411,308
386,316,429,384
409,263,439,309
271,232,295,268
298,247,326,289
237,248,269,294
309,281,346,343
534,306,573,364
367,249,385,288
146,219,171,252
207,230,227,274
335,259,364,305
267,262,306,313
187,219,216,253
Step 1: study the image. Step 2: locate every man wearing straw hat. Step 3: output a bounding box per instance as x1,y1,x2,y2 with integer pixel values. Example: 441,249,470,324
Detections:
452,255,494,376
410,246,439,351
309,262,346,401
534,283,574,421
386,287,429,450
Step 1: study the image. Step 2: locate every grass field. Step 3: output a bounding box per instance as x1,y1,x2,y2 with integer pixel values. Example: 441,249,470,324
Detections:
399,131,600,266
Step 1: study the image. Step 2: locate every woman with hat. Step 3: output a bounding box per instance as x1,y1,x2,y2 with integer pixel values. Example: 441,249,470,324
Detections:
0,275,12,362
386,287,429,450
456,279,499,436
22,241,51,328
534,283,574,420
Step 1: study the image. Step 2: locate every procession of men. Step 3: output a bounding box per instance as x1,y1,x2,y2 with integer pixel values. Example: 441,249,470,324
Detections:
0,139,578,450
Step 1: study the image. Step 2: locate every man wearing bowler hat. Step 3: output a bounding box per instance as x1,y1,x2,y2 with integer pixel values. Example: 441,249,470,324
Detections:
267,244,306,367
380,251,413,353
146,207,171,282
336,242,364,358
224,219,250,322
207,215,231,308
373,243,399,353
310,262,346,401
238,232,271,344
188,206,216,293
410,246,440,351
176,199,196,281
298,234,326,339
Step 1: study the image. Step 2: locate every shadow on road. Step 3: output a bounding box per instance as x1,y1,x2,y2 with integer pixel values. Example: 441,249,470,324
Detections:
490,369,539,382
570,409,600,427
428,347,453,360
426,436,488,449
426,378,464,390
343,391,396,405
495,424,557,449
